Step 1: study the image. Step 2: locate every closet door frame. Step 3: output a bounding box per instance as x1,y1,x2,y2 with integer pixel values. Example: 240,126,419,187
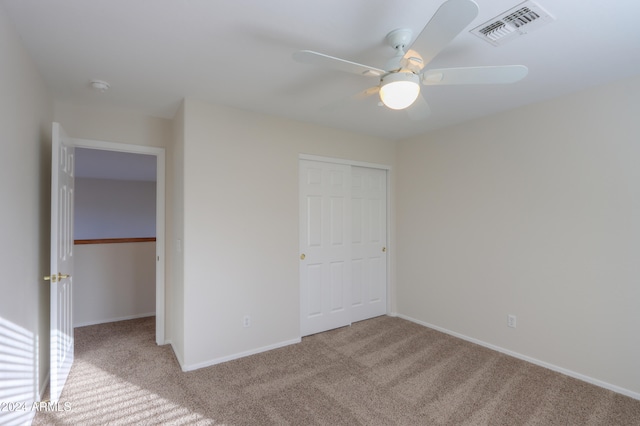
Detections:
299,154,392,336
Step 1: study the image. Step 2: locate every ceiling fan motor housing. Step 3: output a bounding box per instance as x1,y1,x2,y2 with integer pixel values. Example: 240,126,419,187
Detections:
386,28,413,50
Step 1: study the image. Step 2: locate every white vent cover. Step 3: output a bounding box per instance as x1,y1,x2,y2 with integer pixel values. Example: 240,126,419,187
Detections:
470,1,555,46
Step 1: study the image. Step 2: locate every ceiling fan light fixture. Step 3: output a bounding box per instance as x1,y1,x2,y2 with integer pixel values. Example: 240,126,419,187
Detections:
379,72,420,110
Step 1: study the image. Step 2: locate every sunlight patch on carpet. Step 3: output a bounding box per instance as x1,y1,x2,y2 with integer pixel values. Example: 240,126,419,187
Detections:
47,360,217,425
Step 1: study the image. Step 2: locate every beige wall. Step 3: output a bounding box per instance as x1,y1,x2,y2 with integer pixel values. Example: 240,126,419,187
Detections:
0,4,52,423
54,102,172,148
396,75,640,396
180,99,396,368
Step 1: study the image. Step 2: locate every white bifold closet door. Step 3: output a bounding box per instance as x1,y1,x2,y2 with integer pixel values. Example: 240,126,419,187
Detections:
300,159,387,337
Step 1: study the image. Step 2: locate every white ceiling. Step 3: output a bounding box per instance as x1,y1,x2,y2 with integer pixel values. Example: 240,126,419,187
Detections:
3,0,640,141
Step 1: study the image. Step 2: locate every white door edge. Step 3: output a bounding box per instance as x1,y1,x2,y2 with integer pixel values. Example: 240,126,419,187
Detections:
385,168,393,316
71,137,166,345
50,122,75,402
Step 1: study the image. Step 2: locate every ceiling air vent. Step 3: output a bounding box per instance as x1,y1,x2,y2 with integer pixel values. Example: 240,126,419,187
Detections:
470,1,555,46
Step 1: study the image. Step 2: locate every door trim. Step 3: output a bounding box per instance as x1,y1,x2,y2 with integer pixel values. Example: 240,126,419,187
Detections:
298,154,393,322
71,138,166,345
299,154,391,171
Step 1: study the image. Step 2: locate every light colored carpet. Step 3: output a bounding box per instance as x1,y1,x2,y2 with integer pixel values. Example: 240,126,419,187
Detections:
34,316,640,425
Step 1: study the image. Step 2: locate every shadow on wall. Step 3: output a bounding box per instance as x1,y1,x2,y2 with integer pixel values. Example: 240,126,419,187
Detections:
0,317,39,425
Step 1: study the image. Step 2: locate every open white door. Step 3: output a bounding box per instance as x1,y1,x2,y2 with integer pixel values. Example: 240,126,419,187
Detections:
47,122,74,402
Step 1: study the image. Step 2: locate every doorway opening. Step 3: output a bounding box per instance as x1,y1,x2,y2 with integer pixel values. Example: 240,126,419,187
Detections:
71,138,166,344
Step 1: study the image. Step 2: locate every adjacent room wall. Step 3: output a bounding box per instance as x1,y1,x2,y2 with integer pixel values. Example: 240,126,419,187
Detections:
73,178,157,326
180,99,396,369
75,178,156,239
0,4,52,424
396,74,640,397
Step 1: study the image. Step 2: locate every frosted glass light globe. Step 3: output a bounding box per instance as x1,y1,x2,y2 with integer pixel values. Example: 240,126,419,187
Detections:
379,73,420,110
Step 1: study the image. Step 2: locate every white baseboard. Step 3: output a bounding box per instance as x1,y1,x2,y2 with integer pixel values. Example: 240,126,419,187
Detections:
181,338,302,372
74,312,155,328
165,340,187,369
39,370,50,401
395,313,640,401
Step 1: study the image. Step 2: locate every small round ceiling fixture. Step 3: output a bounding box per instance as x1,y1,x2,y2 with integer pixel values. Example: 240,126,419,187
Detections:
90,80,110,93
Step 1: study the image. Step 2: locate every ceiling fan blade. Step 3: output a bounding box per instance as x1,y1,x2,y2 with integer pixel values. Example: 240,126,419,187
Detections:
422,65,528,85
293,50,385,77
406,93,431,120
409,0,479,66
354,86,380,100
321,86,380,112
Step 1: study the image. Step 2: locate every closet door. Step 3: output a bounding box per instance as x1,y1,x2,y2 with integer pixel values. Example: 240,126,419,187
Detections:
299,160,351,336
351,166,387,322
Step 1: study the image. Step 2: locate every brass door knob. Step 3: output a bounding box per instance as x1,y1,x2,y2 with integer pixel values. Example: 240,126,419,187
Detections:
382,247,386,252
44,273,71,283
300,253,306,260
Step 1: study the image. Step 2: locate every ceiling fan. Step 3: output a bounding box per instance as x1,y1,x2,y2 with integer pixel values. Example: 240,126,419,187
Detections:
293,0,528,119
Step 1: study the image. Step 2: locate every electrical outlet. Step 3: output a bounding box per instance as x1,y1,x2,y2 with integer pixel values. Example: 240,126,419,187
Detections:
507,314,517,328
243,315,251,328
